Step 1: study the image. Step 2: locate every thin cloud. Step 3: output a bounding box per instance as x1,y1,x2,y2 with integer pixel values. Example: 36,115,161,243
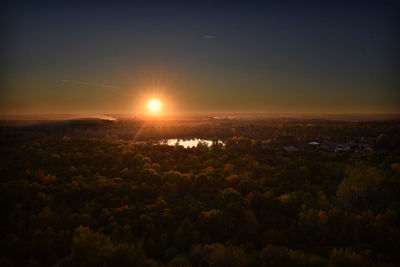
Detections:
61,80,122,90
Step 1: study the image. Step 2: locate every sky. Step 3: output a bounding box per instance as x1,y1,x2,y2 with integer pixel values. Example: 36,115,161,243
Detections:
1,1,399,114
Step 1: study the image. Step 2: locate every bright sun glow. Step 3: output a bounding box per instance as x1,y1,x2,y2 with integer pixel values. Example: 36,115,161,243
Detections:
147,99,162,113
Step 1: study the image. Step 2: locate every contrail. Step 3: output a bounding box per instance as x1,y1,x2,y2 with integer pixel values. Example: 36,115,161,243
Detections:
61,80,123,90
201,34,215,39
61,79,141,101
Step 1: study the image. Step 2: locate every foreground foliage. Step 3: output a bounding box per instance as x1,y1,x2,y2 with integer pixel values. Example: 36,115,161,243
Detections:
1,120,399,266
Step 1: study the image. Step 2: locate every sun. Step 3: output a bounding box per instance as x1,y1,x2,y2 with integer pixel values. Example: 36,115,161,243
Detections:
147,99,162,113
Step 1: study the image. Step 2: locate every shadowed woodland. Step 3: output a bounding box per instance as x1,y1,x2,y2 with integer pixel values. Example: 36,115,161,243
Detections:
1,119,400,266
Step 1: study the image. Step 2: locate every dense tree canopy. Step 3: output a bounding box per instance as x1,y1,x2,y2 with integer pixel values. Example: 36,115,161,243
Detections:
0,119,399,266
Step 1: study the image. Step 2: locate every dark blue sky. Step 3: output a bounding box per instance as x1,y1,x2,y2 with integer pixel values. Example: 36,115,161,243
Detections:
2,1,399,114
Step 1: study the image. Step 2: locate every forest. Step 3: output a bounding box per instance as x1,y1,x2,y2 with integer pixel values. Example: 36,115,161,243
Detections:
1,117,399,266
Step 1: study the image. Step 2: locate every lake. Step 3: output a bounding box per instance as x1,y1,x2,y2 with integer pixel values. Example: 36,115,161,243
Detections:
160,138,223,148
